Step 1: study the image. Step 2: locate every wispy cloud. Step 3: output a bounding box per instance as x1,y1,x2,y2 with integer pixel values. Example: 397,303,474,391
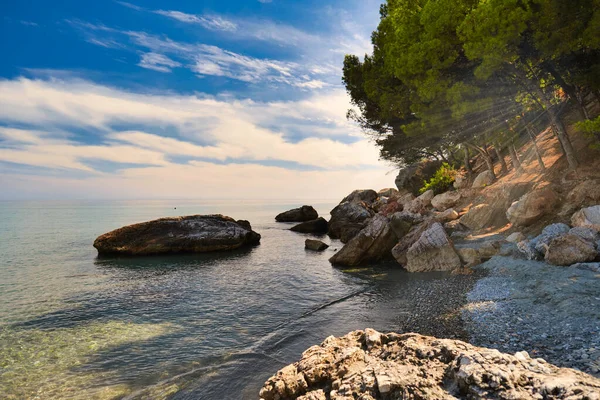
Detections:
138,52,181,72
154,10,237,32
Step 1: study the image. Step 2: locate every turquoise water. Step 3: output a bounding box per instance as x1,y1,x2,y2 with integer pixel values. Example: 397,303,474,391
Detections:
0,200,466,399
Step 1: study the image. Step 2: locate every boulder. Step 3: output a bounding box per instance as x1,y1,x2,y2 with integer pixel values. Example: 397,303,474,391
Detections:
571,205,600,232
328,201,374,243
276,206,318,222
564,180,600,213
472,170,495,188
291,218,329,234
259,330,600,400
405,222,462,272
459,203,507,231
377,188,399,198
395,160,443,195
506,232,525,243
545,234,598,266
392,220,436,266
405,190,434,214
453,174,468,189
397,193,416,208
379,201,402,217
340,189,378,204
456,247,481,268
506,186,560,227
431,191,461,211
433,208,459,223
569,227,600,243
371,197,388,213
329,215,397,267
93,215,261,256
305,239,329,252
389,212,414,239
516,223,570,260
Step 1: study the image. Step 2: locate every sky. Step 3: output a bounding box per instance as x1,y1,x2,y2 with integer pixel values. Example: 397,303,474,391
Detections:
0,0,396,200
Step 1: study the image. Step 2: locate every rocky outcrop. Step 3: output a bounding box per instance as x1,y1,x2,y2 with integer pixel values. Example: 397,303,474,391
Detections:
392,220,435,266
545,234,598,266
433,208,459,223
472,170,495,188
329,215,397,267
431,191,461,211
377,188,399,198
259,329,600,400
291,218,329,234
563,180,600,213
459,203,507,231
93,215,261,256
405,222,462,272
340,189,378,205
276,206,319,222
506,186,560,227
572,205,600,231
405,190,434,214
395,160,443,195
305,239,329,252
328,201,374,243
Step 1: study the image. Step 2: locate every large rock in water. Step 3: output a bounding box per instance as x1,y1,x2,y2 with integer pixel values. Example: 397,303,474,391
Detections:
506,186,560,227
329,215,397,267
395,160,443,195
259,329,600,400
290,218,328,234
276,206,318,222
340,189,378,204
93,215,261,256
305,239,329,252
328,201,374,243
405,222,462,272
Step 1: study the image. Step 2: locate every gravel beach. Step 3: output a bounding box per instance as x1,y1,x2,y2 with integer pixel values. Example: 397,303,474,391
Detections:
462,257,600,377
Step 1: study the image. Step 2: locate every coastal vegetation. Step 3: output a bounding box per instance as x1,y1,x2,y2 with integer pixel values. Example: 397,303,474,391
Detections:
343,0,600,174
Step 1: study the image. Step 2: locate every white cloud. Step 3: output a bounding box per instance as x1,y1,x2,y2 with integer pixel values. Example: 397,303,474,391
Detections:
154,10,237,32
0,77,394,199
138,52,181,73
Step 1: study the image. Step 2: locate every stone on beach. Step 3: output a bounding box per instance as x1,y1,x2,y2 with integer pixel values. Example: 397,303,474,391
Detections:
93,215,261,256
405,222,462,272
571,205,600,232
506,186,560,227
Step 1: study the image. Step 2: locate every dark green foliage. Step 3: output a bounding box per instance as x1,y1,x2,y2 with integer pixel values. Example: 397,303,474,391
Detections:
419,163,457,194
576,116,600,149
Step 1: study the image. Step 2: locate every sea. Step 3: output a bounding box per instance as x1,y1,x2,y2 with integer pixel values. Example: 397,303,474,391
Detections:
0,199,465,399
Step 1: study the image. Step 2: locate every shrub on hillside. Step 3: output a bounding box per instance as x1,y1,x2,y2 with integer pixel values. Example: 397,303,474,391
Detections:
576,116,600,150
419,163,457,195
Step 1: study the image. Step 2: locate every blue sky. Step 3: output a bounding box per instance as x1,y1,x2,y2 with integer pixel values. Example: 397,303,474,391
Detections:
0,0,394,200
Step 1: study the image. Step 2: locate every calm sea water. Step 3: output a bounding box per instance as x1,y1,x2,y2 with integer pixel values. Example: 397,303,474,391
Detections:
0,199,465,399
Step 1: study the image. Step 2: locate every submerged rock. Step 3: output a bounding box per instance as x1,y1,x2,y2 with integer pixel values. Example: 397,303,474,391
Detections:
329,215,397,267
305,239,329,252
276,206,319,222
93,215,261,256
290,218,328,234
259,329,600,400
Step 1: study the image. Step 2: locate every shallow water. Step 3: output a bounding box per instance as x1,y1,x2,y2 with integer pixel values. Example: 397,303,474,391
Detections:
0,199,468,399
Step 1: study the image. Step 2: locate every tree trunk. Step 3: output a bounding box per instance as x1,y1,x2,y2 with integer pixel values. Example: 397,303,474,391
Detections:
466,142,496,180
526,126,546,171
576,89,590,120
508,143,524,175
543,62,588,120
493,142,508,175
464,146,473,176
536,88,579,169
512,64,579,169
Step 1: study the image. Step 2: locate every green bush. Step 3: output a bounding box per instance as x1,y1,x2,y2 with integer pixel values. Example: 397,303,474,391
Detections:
419,163,457,194
576,116,600,150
